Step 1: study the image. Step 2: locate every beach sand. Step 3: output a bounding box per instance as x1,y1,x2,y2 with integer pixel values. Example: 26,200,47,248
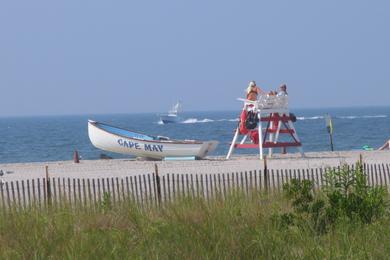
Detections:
0,151,389,181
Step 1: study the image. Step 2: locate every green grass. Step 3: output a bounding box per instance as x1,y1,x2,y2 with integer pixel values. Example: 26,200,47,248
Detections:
0,192,390,259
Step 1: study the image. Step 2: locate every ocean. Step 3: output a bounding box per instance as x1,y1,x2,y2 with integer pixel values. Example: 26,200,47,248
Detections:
1,107,389,164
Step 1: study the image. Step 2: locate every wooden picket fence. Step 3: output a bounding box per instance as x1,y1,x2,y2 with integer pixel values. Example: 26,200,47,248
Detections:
0,163,390,210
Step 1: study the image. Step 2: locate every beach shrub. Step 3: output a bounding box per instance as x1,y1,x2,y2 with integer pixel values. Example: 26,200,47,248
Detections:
277,162,388,234
323,163,387,224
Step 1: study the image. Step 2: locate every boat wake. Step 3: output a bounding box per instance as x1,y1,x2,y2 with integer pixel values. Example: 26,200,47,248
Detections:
338,115,387,119
156,115,387,124
181,118,214,124
181,118,241,124
297,116,324,120
297,115,387,121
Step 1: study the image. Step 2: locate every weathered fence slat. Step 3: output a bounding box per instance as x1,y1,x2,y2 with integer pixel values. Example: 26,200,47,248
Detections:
37,179,42,208
125,177,130,201
191,174,195,199
133,176,138,204
161,175,166,203
180,174,184,198
213,174,218,197
207,174,211,199
172,174,177,201
137,175,143,205
222,173,227,197
6,182,11,209
121,178,125,203
186,174,190,198
239,171,244,193
205,174,209,200
73,179,77,206
200,174,205,199
147,174,152,205
92,179,96,206
97,178,101,204
167,174,171,202
82,179,87,207
244,171,248,195
381,164,388,187
0,182,5,210
86,179,91,207
196,174,200,198
27,179,31,207
77,179,82,206
130,176,135,203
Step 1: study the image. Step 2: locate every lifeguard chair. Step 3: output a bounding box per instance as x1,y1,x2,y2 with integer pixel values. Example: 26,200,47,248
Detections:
226,94,304,160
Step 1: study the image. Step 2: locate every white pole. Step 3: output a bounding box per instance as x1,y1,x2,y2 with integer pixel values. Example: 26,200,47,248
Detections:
240,135,248,144
269,113,274,158
258,111,263,160
274,118,282,143
226,128,240,159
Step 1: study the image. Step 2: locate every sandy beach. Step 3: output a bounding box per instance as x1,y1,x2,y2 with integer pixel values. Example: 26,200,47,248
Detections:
0,150,389,181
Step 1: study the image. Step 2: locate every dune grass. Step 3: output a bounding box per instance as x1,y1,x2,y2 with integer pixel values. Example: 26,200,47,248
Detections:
0,190,390,259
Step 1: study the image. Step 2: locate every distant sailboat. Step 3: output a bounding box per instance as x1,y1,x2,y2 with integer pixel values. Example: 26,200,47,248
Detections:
160,101,182,124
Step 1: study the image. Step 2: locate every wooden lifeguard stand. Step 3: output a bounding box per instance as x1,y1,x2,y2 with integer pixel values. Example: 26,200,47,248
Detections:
226,95,304,160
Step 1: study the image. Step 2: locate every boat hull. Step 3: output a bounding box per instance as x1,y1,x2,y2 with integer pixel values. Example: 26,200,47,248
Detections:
160,114,180,124
88,121,218,159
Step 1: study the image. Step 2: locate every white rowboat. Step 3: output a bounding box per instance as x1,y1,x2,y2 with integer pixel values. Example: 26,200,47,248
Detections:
88,120,218,159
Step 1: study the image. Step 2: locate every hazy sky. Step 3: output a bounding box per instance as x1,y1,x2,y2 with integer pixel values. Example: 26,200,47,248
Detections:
1,0,389,116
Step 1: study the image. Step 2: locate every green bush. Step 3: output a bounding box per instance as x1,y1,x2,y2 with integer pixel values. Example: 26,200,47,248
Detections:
279,162,388,234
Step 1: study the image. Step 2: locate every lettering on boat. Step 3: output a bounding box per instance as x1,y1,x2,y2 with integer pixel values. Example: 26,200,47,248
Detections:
117,139,141,150
117,139,163,152
144,144,164,152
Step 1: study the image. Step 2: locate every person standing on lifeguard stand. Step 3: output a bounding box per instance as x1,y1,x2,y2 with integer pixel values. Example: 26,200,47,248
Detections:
239,81,263,144
246,81,263,101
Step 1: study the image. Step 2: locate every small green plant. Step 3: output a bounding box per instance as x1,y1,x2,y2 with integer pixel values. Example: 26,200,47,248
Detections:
324,163,387,224
277,162,388,234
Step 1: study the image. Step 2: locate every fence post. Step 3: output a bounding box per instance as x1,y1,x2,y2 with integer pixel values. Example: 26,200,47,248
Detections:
264,156,269,191
45,166,52,208
154,164,162,206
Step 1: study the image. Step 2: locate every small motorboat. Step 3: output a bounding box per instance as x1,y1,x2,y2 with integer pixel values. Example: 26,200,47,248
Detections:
88,120,218,160
160,101,181,124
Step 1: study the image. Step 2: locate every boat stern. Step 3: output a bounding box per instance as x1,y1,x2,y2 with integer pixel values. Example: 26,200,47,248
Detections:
196,141,219,159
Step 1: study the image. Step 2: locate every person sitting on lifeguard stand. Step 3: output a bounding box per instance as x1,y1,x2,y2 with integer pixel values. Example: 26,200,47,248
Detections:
276,84,288,96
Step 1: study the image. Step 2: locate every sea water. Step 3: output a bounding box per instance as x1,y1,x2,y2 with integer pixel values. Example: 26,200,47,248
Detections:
0,107,389,164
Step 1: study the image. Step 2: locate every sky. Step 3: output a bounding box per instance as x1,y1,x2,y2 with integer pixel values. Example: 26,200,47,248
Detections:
0,0,389,116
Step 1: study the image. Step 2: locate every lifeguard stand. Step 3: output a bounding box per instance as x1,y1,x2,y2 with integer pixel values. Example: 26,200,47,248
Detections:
226,94,304,160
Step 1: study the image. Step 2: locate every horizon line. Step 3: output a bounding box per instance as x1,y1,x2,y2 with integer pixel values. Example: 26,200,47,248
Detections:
1,105,390,118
